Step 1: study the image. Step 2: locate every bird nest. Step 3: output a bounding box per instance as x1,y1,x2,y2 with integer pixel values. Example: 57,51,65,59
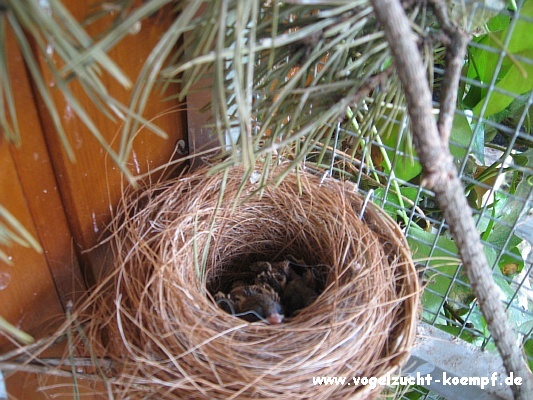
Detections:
86,164,420,399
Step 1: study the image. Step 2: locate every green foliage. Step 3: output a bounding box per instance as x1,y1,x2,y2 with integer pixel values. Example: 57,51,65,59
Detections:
465,0,533,122
375,107,423,182
407,226,471,322
363,103,484,186
373,187,419,218
399,385,430,400
406,220,531,353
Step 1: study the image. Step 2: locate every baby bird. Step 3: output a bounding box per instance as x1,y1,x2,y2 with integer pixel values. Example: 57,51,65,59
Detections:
282,268,318,316
217,283,284,324
214,291,236,314
250,260,290,295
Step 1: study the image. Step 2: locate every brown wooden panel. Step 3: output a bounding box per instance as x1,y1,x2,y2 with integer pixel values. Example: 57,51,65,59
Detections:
1,21,90,399
186,76,219,169
0,140,65,348
184,4,219,169
6,23,86,310
0,23,79,351
33,1,188,281
6,373,107,400
5,340,106,399
2,2,187,397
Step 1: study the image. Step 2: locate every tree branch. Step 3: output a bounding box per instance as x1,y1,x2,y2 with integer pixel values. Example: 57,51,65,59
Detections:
368,0,533,398
428,0,471,145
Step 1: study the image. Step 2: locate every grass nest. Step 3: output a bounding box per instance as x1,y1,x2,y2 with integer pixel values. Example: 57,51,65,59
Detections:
86,164,419,399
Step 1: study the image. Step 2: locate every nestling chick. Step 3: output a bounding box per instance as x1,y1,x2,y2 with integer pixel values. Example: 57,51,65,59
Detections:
215,291,236,314
282,267,318,316
251,260,290,294
286,255,324,289
226,283,284,324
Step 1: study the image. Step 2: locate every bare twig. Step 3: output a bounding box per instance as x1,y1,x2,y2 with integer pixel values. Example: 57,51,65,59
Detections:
429,0,471,145
0,361,104,380
369,0,533,398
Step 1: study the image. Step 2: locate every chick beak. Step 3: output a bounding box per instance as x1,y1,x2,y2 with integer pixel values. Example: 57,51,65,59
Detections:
266,313,284,325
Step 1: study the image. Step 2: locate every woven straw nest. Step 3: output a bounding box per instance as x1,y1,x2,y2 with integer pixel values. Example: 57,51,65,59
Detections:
87,164,420,399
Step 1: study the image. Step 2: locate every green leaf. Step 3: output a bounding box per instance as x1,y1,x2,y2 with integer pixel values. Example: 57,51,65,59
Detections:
468,34,510,87
506,0,533,54
468,0,533,118
496,242,525,277
485,12,511,32
484,246,531,330
407,226,472,320
449,113,472,160
449,112,485,162
377,110,422,182
407,226,461,263
473,50,533,117
495,271,530,329
384,147,422,182
466,0,533,119
523,337,533,370
434,324,485,345
378,111,480,181
373,187,419,219
401,385,429,400
485,151,533,249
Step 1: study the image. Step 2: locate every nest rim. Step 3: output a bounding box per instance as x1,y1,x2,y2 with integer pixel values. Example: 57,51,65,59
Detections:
85,163,419,400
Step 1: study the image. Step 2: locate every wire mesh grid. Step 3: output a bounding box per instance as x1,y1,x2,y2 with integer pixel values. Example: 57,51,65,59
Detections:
281,1,533,398
402,384,444,400
223,0,533,399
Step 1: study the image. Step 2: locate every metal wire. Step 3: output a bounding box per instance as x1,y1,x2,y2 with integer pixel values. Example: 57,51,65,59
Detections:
296,1,533,398
238,1,533,398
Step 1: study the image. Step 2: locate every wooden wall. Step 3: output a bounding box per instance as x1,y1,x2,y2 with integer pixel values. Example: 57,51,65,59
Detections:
0,1,188,397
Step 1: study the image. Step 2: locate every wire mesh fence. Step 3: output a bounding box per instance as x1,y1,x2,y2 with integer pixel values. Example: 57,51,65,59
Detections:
253,0,533,398
80,0,532,397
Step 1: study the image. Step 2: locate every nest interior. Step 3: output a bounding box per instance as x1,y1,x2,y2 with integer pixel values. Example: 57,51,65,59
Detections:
85,164,419,400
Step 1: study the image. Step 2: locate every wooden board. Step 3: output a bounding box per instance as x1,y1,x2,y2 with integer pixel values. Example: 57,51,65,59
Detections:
0,19,77,351
34,1,188,282
2,1,188,397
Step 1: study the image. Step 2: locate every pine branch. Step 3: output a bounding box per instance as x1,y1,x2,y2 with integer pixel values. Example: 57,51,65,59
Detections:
368,0,533,398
